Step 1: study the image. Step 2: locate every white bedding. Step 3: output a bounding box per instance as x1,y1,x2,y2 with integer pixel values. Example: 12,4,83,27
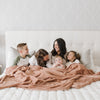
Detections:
0,81,100,100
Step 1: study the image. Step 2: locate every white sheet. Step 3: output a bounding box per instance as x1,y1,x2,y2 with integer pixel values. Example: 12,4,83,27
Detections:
0,81,100,100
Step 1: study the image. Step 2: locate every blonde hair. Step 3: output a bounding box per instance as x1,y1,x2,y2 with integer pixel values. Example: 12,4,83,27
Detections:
17,43,27,51
55,55,63,59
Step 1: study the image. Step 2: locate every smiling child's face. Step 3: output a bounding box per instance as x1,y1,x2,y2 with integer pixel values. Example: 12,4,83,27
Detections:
67,52,76,62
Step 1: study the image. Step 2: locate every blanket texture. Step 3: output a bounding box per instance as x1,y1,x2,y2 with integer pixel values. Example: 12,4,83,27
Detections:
0,64,100,90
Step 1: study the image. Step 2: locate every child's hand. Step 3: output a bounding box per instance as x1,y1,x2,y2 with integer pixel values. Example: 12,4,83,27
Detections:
60,64,65,68
53,62,60,67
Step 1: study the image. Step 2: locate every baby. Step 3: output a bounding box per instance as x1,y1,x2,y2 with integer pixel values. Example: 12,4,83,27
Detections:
52,55,65,68
13,43,31,66
66,51,80,67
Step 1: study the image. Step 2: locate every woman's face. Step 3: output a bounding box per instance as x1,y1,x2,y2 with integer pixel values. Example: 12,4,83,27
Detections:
43,55,49,61
54,41,60,52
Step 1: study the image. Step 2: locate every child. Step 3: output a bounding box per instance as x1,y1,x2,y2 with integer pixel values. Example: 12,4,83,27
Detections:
29,49,50,67
13,43,31,66
52,55,65,68
66,51,80,68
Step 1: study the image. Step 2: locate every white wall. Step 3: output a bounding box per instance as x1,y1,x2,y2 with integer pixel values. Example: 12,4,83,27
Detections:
0,32,5,73
0,0,100,73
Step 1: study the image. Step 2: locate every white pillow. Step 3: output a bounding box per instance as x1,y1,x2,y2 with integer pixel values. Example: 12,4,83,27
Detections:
6,47,35,68
6,47,19,68
67,49,94,69
79,49,94,69
90,50,94,67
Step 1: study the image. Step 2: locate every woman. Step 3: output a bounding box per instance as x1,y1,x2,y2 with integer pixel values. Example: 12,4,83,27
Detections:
50,38,67,65
29,49,49,67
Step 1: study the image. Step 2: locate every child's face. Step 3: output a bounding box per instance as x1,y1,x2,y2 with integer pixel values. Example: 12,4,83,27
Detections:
67,52,76,61
43,55,49,61
19,45,29,56
55,57,63,64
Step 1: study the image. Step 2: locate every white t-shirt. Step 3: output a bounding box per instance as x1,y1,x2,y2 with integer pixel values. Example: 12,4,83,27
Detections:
29,55,38,66
17,56,30,66
14,55,31,66
66,59,80,68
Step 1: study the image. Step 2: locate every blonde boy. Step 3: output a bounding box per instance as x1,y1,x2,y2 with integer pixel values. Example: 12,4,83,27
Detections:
13,43,31,66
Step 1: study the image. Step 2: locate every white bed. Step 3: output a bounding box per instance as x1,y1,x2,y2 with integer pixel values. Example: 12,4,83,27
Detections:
0,31,100,100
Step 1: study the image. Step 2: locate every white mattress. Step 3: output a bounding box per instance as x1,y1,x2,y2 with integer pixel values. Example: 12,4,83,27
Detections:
0,81,100,100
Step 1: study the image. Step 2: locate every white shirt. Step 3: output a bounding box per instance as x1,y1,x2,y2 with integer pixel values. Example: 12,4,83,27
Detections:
17,56,30,66
66,59,80,68
29,55,38,66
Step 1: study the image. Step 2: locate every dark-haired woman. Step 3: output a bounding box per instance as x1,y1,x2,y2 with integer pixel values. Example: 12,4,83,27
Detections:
50,38,67,65
29,49,49,67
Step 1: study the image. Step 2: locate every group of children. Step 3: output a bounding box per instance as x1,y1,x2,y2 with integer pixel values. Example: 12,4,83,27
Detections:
14,43,80,68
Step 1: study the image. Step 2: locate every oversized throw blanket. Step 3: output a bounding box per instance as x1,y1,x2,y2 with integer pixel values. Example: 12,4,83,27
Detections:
0,63,100,90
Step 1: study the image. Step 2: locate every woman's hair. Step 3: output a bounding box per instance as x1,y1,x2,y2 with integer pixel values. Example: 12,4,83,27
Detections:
67,51,81,62
51,38,67,58
35,49,48,67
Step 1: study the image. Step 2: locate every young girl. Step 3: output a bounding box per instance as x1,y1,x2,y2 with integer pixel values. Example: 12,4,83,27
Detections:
29,49,49,67
52,55,65,68
66,51,80,68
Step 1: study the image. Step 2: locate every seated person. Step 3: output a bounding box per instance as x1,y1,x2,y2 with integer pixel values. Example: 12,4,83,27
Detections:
13,43,31,66
66,51,80,68
29,49,50,67
52,55,65,68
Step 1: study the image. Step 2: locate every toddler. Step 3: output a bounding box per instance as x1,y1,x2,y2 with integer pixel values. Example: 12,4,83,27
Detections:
52,55,65,68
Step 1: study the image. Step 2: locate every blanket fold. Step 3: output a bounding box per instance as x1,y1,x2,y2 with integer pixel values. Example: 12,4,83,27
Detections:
0,63,100,90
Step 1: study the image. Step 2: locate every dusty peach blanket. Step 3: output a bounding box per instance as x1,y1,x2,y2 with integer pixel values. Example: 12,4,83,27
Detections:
0,63,100,90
